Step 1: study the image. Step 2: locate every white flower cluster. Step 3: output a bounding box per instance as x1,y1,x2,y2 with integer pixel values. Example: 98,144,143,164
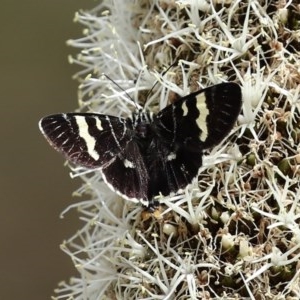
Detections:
54,0,300,299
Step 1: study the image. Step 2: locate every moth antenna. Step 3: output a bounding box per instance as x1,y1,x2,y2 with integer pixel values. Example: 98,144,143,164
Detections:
102,74,140,110
132,65,148,108
145,61,178,101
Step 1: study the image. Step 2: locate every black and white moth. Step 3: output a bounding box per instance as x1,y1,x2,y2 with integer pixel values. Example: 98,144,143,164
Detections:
39,82,242,209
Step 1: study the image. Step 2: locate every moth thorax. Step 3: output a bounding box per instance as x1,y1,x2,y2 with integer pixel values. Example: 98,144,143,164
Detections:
135,122,152,139
132,110,153,139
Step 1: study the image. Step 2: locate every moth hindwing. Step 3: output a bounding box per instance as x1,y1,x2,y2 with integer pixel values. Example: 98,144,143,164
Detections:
39,82,242,208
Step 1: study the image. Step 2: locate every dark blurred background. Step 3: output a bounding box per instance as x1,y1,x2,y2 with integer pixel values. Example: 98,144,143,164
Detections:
0,1,94,299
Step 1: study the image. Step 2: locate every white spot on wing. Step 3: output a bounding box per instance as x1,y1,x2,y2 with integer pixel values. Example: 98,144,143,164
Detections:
95,117,103,131
124,159,135,168
167,152,176,161
75,116,99,161
182,102,188,116
196,93,209,142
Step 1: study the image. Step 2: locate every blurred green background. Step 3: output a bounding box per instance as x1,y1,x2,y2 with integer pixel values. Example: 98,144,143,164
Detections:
0,1,94,299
